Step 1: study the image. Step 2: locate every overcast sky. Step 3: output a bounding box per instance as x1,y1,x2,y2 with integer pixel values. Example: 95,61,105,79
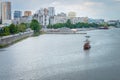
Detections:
5,0,120,20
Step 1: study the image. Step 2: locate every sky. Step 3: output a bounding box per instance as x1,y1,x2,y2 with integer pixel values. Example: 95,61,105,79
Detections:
3,0,120,20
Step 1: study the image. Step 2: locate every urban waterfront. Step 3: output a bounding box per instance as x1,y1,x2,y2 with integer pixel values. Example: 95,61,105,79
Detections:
0,28,120,80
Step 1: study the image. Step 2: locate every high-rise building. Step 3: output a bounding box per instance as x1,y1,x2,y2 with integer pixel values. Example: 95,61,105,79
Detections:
0,1,12,25
24,11,32,16
1,1,11,21
14,11,22,19
48,7,55,25
44,8,48,15
48,7,55,17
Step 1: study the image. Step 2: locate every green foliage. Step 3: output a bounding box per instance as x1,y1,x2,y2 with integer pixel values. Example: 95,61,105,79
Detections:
0,21,2,24
0,27,10,36
47,24,53,29
47,20,104,29
17,23,27,32
9,24,18,34
3,27,10,35
0,23,28,36
66,19,72,28
30,19,41,33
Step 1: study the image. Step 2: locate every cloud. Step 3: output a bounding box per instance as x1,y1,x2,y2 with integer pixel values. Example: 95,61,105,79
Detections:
114,0,120,2
114,0,120,3
83,1,103,6
49,1,105,18
9,0,120,20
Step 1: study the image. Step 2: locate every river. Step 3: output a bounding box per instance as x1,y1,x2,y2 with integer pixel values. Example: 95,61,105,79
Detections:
0,28,120,80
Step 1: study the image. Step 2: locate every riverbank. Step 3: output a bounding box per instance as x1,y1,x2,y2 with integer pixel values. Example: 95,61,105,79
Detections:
0,31,33,48
42,28,99,34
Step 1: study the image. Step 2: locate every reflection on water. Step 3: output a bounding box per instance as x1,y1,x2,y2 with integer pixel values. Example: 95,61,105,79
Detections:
84,50,90,56
0,28,120,80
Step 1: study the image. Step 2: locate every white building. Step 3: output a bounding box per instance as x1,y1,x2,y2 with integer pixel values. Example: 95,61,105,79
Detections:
57,12,67,17
53,15,68,24
2,20,12,26
70,17,89,24
13,16,33,25
107,20,119,25
48,7,55,25
19,16,32,24
12,18,20,24
48,7,55,17
70,17,104,24
33,8,49,28
0,24,5,28
49,12,67,25
107,20,120,27
88,18,104,24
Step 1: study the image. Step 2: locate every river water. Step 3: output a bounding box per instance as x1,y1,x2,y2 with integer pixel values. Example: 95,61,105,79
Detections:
0,28,120,80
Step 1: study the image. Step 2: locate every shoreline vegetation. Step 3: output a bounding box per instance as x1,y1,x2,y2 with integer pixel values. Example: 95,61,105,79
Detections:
0,19,117,48
45,19,117,34
47,19,113,29
0,19,41,48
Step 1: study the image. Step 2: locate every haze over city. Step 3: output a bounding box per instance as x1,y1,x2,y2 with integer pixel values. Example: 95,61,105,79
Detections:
3,0,120,20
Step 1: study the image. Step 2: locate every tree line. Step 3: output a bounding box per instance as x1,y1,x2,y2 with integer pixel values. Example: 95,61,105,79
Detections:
0,23,27,36
0,19,42,36
47,19,108,29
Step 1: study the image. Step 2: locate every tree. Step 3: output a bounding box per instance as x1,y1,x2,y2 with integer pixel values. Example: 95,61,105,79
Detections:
17,23,26,32
66,19,72,28
47,24,53,29
0,19,2,24
3,27,10,36
9,24,18,34
30,19,41,33
0,27,10,36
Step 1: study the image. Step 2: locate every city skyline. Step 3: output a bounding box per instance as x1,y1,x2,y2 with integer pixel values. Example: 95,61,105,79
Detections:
6,0,120,20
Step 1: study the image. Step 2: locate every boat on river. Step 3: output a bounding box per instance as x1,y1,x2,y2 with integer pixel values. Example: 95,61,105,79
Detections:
84,41,91,50
83,36,91,50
